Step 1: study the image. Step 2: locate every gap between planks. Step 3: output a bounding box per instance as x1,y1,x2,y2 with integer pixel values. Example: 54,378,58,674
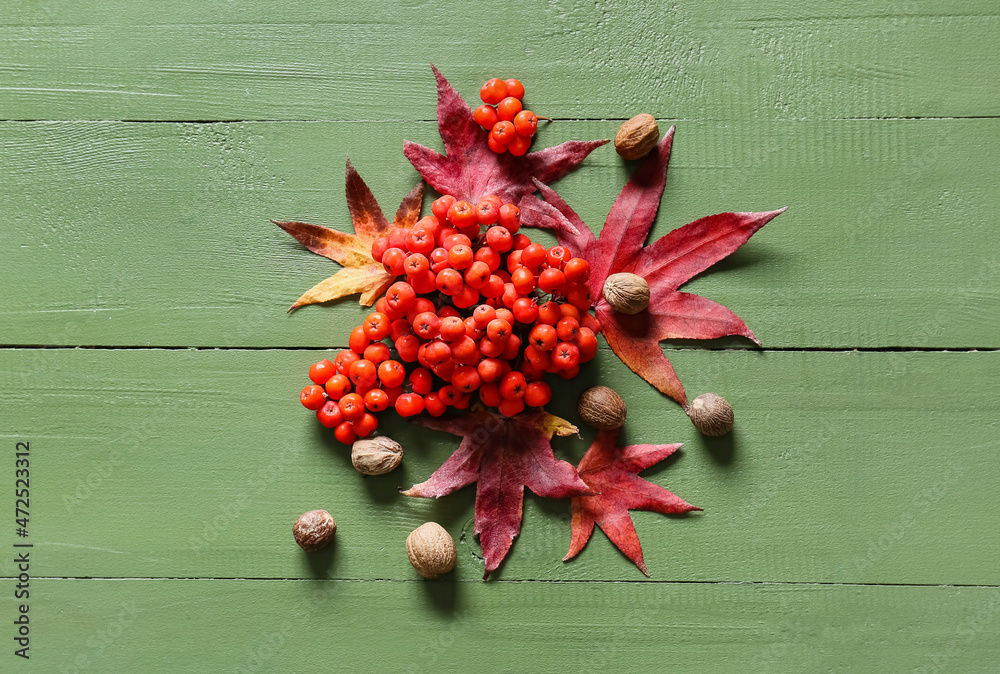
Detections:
3,576,1000,588
2,116,999,124
0,345,997,353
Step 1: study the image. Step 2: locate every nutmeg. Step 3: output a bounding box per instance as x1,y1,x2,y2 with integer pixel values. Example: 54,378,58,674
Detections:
351,436,403,475
578,385,627,430
602,272,650,314
405,522,457,579
293,509,337,551
615,114,660,160
686,393,734,436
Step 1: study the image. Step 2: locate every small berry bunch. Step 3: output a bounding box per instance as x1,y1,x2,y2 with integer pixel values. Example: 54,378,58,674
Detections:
473,78,540,156
299,192,601,443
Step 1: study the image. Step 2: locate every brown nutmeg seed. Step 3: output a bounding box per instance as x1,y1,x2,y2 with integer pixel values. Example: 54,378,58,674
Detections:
603,272,650,315
578,385,627,430
293,509,337,551
615,113,660,160
351,436,403,475
687,393,734,436
405,522,457,579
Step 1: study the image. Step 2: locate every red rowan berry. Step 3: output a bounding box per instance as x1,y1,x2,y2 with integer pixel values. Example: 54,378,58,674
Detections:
504,79,525,100
565,283,593,311
563,257,591,283
480,78,508,105
501,333,521,361
498,204,521,233
473,104,500,130
352,412,378,438
447,201,477,229
316,400,344,428
524,381,552,407
447,244,474,270
476,198,500,226
452,366,481,393
377,360,405,388
487,134,508,153
497,96,522,122
490,121,516,145
551,342,580,370
300,384,327,410
349,326,370,354
498,397,525,417
411,312,440,340
309,359,337,385
512,297,539,323
424,392,447,417
362,313,391,341
479,382,503,407
333,350,359,376
381,247,406,275
385,281,416,314
538,267,567,294
452,284,480,309
409,368,433,396
485,225,513,253
333,420,358,444
507,134,531,157
556,316,580,342
371,236,391,262
520,242,546,270
512,110,538,136
432,195,456,222
406,228,435,255
436,268,464,296
477,358,504,383
363,342,390,365
395,393,425,417
394,334,420,362
465,260,491,288
439,316,466,342
362,389,388,414
338,393,365,421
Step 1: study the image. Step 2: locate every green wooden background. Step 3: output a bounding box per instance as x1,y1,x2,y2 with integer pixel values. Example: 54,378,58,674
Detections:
2,1,998,671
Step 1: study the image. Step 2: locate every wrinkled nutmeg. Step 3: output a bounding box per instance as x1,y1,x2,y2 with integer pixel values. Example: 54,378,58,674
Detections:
293,509,337,551
405,522,457,579
578,385,627,430
351,436,403,475
687,393,734,436
603,272,650,315
615,114,660,160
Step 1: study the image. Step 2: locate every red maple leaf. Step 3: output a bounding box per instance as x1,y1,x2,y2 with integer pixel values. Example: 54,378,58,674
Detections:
273,158,423,310
402,408,589,578
403,65,608,206
565,429,701,576
520,127,786,405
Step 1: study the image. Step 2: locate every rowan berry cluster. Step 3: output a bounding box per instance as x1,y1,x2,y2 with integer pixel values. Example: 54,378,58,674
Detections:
473,78,540,156
299,191,601,443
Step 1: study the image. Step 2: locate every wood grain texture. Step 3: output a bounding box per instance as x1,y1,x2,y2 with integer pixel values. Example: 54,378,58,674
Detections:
2,348,996,584
3,118,998,348
5,579,999,673
1,1,997,121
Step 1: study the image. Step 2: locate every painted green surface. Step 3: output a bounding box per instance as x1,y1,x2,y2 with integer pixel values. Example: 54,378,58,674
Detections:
3,118,998,348
5,579,999,672
1,1,998,121
2,0,999,671
1,348,996,585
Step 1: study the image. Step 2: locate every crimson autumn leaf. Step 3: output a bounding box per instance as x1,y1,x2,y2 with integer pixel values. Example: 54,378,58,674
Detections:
565,429,701,576
403,65,608,206
273,158,423,310
521,127,786,405
403,408,589,578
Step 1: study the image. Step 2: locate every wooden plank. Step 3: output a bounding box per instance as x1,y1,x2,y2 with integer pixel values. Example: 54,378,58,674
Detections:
2,348,997,584
7,578,999,672
1,1,998,121
3,118,997,348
